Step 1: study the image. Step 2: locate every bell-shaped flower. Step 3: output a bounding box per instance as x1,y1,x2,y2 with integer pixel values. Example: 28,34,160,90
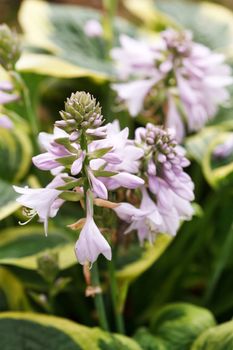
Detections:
75,192,111,264
13,176,65,235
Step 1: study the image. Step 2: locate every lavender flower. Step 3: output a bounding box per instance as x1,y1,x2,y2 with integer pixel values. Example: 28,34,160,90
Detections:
115,123,194,242
75,191,111,265
14,91,144,263
13,175,65,236
111,29,232,141
84,19,103,38
33,94,144,199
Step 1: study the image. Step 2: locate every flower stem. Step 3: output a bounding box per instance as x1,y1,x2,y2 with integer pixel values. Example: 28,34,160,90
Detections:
91,262,109,331
11,71,39,149
102,0,118,54
108,256,125,334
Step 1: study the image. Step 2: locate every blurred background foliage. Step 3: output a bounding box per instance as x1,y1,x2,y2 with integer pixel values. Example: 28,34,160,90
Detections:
0,0,233,349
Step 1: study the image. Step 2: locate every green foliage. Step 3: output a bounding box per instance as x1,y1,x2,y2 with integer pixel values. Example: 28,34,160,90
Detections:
185,126,233,188
0,313,142,350
0,225,76,270
18,0,138,79
134,303,216,350
0,126,32,182
116,235,171,312
0,268,31,311
0,178,20,220
150,303,216,350
191,321,233,350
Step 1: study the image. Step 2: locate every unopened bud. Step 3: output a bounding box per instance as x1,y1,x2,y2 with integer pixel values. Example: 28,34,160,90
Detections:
0,24,21,70
59,91,104,132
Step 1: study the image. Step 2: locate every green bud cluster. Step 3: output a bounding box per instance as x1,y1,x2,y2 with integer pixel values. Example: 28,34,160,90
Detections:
0,24,21,71
58,91,104,133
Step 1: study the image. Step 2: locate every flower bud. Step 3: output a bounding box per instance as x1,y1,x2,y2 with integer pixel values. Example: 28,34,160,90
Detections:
37,251,59,283
0,24,21,70
59,91,104,133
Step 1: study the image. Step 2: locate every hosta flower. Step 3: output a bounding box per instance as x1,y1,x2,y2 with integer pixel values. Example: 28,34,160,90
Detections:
111,29,232,141
33,93,144,199
115,124,194,241
84,19,103,38
15,91,144,252
13,176,65,236
75,192,111,265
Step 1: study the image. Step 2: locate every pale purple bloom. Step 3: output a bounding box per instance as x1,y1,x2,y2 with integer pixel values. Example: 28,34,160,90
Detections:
75,193,111,265
71,152,85,175
104,172,144,190
33,120,144,200
84,19,103,38
115,124,194,240
213,134,233,159
33,126,75,174
125,187,163,244
88,169,108,200
87,120,144,196
0,115,13,129
111,29,233,141
112,78,159,117
111,34,161,79
13,176,65,236
103,120,144,174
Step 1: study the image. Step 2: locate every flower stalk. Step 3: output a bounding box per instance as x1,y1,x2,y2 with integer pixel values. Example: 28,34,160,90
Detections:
108,256,125,333
91,262,110,331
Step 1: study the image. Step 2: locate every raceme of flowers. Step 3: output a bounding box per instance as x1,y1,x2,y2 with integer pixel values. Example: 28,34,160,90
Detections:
115,123,194,243
111,29,233,141
13,91,194,265
13,92,143,265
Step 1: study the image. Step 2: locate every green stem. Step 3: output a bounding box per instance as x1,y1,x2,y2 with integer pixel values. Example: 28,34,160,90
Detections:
102,0,118,54
91,262,109,331
108,256,125,334
11,72,39,145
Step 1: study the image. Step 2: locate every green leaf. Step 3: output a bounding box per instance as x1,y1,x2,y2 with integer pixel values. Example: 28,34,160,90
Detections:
0,225,77,271
134,328,166,350
202,132,233,188
93,170,118,177
150,303,216,350
191,320,233,350
156,0,233,51
0,127,32,182
185,127,221,165
185,127,233,187
88,147,113,160
18,0,139,79
0,267,31,311
0,312,142,350
0,178,20,220
59,191,83,202
116,234,171,312
57,179,83,191
56,155,77,166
